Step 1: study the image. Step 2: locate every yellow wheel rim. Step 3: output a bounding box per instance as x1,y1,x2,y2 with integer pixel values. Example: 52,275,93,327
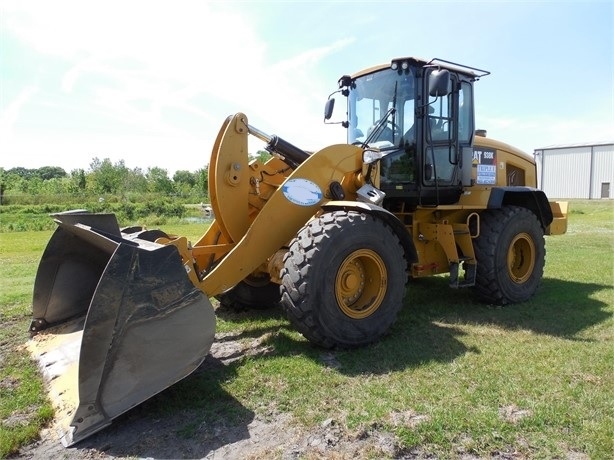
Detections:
507,232,536,284
335,249,387,319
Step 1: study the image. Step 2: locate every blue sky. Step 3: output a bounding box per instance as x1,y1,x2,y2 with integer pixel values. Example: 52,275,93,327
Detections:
1,0,612,175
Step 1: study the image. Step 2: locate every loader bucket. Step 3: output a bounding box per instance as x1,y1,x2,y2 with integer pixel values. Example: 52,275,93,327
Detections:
27,211,216,446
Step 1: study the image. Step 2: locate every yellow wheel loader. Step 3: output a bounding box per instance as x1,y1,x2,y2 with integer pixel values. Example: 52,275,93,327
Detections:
27,57,568,446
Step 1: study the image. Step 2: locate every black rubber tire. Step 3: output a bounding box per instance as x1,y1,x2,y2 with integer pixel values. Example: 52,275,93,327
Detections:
216,275,281,311
474,206,545,305
280,210,407,348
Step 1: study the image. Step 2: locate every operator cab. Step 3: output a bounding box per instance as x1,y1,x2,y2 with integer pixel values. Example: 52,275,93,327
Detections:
325,57,489,209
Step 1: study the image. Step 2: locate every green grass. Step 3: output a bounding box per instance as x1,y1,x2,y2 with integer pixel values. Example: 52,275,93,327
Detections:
0,200,612,458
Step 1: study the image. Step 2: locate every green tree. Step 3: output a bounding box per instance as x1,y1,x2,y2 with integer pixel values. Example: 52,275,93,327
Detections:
173,170,197,187
37,166,67,180
124,167,148,194
172,170,199,197
24,176,43,194
1,159,215,204
7,167,36,180
195,168,209,195
0,168,15,190
250,149,273,163
88,158,129,194
146,167,173,194
1,170,27,194
39,177,68,195
70,169,87,191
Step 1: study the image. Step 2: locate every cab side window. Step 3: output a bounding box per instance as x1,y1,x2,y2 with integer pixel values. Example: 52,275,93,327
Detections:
425,72,456,183
428,79,453,141
458,81,473,144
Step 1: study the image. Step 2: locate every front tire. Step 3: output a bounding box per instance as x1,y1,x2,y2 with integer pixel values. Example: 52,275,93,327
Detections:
280,211,407,348
474,206,545,305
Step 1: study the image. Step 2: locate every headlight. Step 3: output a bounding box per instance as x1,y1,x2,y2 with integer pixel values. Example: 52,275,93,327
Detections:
363,148,384,164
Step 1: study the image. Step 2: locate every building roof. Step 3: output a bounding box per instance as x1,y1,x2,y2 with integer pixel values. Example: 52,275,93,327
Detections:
534,141,614,151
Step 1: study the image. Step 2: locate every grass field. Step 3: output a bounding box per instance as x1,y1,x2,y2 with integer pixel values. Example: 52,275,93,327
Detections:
0,200,612,458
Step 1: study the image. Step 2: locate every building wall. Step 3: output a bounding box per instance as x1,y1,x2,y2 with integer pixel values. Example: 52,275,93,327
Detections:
591,144,614,199
535,143,614,199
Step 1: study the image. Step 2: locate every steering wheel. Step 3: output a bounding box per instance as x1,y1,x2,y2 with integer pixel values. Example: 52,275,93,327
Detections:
368,120,401,143
386,120,401,139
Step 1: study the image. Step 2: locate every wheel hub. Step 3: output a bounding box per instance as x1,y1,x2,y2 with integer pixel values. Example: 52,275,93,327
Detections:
335,249,387,319
507,232,536,283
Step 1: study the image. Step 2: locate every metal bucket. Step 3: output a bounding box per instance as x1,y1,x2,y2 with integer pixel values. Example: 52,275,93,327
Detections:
27,211,216,446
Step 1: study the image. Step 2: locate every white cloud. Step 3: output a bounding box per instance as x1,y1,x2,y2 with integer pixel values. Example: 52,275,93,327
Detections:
1,1,350,173
0,85,39,140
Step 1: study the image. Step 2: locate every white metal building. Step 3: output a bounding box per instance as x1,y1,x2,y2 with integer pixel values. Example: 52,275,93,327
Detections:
533,142,614,199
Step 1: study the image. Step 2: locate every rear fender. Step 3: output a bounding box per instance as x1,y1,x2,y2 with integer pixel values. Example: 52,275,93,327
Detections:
487,187,554,230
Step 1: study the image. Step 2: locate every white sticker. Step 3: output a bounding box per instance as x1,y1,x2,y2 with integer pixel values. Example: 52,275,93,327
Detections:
282,178,323,207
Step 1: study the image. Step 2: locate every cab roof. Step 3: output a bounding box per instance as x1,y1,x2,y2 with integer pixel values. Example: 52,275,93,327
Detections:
350,57,490,80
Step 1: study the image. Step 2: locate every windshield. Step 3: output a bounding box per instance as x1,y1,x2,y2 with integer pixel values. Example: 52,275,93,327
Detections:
348,67,416,149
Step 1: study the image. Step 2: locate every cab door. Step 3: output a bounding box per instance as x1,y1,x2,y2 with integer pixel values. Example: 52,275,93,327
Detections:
419,69,473,205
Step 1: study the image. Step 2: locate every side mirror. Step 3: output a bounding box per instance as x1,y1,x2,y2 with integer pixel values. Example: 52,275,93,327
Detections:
429,69,451,97
324,98,335,121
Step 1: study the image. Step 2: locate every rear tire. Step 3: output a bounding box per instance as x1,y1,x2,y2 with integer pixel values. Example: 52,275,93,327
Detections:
280,210,407,348
216,275,281,310
474,206,545,305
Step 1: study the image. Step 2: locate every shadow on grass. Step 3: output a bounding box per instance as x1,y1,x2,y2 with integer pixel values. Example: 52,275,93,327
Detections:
412,276,613,339
49,306,285,459
68,354,255,459
57,276,611,458
209,275,612,377
215,300,287,325
333,275,612,375
208,274,612,374
200,290,477,377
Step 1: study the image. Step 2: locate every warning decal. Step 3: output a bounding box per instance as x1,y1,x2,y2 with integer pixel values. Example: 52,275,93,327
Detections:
473,148,497,185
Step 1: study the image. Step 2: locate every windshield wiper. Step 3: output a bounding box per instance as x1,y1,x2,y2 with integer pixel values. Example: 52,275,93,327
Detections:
362,81,398,148
362,107,397,148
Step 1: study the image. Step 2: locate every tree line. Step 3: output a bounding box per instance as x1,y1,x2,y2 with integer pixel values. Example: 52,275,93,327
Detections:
0,157,209,205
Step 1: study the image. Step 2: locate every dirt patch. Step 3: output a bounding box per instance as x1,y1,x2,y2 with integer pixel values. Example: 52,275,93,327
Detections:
13,413,413,460
8,314,543,460
498,405,532,424
11,335,415,460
